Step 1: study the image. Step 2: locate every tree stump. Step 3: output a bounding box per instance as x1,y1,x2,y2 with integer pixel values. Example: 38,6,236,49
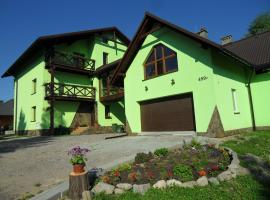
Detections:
69,171,90,200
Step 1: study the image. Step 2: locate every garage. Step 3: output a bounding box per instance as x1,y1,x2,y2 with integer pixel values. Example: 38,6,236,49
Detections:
140,93,195,131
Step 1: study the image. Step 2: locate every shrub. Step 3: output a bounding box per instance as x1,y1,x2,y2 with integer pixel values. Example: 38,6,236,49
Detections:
190,138,201,149
154,148,169,157
118,163,132,172
135,152,153,163
173,164,193,182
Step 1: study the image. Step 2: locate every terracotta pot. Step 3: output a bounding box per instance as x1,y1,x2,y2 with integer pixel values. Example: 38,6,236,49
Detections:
73,164,85,173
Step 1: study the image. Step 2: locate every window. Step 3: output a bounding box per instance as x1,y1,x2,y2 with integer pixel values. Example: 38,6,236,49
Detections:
32,78,37,94
31,106,36,122
231,89,239,114
105,105,111,119
72,52,85,68
144,44,178,79
103,52,108,65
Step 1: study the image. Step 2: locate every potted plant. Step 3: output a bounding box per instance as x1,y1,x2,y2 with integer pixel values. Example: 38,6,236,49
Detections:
68,146,90,173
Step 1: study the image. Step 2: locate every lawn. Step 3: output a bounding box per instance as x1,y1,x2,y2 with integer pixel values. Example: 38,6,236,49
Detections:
94,131,270,200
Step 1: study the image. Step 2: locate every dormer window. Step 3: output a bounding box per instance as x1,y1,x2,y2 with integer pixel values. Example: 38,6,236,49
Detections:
144,44,178,79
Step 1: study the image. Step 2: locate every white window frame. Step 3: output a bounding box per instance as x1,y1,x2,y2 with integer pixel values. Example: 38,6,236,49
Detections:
231,89,239,114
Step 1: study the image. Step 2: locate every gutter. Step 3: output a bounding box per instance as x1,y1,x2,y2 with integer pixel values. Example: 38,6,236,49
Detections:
14,78,18,134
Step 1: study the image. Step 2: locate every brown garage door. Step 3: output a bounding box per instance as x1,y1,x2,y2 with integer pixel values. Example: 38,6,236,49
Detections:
140,93,195,131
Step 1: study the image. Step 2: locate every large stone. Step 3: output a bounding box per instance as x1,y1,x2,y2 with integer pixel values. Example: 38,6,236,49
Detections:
91,182,115,194
196,176,208,186
180,181,197,188
82,191,92,200
217,170,233,182
208,177,220,186
133,183,151,194
116,183,133,191
153,180,166,189
166,179,182,187
236,167,250,176
114,188,125,194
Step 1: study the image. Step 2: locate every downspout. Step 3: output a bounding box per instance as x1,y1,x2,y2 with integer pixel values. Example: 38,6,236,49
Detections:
247,68,256,131
14,78,18,135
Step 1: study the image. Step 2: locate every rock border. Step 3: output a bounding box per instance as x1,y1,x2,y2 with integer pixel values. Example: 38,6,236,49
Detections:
91,147,250,195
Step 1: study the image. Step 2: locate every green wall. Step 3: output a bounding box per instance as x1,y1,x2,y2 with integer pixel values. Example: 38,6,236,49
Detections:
211,51,253,131
14,34,127,132
15,54,46,131
251,72,270,127
124,27,217,133
124,27,254,133
91,35,127,126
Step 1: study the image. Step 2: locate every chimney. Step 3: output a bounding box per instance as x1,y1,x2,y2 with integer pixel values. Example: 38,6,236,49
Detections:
197,27,208,39
221,35,233,45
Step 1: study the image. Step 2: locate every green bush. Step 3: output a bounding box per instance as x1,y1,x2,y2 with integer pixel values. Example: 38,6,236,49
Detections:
190,138,201,148
154,148,169,157
135,152,153,163
173,164,194,182
115,163,132,172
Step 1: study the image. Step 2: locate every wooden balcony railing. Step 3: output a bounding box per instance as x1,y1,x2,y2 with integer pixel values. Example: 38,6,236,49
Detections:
45,83,96,101
45,50,95,73
100,86,124,102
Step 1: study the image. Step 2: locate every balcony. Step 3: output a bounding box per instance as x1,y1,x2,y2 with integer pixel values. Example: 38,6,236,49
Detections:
100,85,124,102
45,51,95,75
45,83,96,102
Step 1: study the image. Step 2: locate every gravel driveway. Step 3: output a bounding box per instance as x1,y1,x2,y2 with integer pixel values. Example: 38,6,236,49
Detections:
0,134,193,200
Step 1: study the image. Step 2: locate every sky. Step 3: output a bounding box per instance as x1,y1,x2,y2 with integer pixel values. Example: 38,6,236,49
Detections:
0,0,269,101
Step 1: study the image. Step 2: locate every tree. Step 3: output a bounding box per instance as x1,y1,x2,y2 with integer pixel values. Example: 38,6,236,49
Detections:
246,12,270,37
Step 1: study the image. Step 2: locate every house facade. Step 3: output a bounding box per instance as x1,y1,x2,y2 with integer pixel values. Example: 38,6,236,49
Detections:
0,99,14,134
111,13,270,137
2,13,270,137
2,28,129,135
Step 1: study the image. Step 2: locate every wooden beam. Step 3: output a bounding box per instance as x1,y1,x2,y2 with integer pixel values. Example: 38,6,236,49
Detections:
49,66,55,135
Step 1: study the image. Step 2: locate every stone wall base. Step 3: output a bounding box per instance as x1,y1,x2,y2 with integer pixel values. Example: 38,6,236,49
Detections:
198,126,270,137
16,126,114,136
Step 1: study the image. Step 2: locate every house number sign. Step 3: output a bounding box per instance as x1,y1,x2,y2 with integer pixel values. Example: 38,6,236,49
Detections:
198,76,208,81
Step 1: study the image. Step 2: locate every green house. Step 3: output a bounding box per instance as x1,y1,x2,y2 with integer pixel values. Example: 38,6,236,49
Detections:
111,13,270,137
2,12,270,137
2,27,130,135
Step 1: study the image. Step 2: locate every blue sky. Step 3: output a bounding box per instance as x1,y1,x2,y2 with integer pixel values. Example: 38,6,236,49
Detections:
0,0,269,101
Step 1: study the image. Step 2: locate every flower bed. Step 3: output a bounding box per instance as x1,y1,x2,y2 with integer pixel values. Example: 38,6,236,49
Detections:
91,140,249,196
100,141,231,186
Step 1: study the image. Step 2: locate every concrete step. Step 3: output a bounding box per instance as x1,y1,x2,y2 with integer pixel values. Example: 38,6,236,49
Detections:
71,126,89,135
139,131,196,137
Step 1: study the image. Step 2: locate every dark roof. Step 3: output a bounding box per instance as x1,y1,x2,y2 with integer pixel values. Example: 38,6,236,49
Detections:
2,27,130,78
110,12,253,85
224,31,270,68
95,59,121,76
0,99,13,116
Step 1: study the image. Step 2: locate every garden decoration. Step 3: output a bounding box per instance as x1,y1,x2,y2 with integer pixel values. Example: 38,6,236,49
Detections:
91,141,249,196
68,146,90,200
68,146,90,173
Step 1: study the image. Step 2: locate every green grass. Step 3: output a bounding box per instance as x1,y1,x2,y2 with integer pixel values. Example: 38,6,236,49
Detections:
93,131,270,200
94,176,269,200
222,131,270,162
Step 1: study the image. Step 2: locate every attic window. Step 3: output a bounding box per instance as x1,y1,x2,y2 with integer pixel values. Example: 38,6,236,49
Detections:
144,44,178,79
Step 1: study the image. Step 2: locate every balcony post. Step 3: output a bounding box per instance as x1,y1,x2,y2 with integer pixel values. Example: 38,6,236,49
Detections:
49,66,55,135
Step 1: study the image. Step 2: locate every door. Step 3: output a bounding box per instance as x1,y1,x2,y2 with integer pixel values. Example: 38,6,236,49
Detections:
140,93,195,131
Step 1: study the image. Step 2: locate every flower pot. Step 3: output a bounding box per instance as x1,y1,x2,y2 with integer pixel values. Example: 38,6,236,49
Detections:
73,164,85,173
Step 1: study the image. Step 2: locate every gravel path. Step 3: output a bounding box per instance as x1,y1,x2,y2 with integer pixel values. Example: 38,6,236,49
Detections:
0,134,194,200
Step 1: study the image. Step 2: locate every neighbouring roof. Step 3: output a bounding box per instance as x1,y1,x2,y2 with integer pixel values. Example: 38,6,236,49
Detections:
2,27,130,78
224,31,270,69
0,99,14,116
95,59,122,76
111,12,269,85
